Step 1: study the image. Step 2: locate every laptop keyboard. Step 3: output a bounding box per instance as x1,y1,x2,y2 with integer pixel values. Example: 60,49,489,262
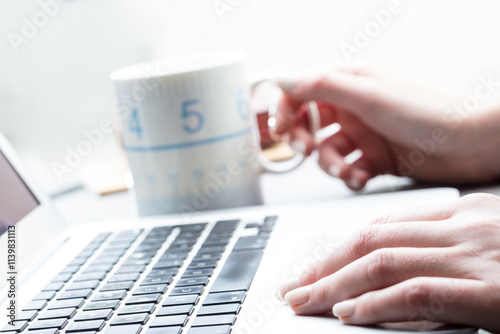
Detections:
2,216,277,334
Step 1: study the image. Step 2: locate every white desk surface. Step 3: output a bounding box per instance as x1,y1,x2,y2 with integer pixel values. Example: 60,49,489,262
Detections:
52,155,500,226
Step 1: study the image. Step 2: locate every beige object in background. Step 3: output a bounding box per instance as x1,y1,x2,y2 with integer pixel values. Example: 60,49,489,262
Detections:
78,159,128,196
261,141,295,162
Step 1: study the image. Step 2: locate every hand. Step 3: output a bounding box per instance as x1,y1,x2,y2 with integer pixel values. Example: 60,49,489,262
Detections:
278,193,500,333
274,68,500,190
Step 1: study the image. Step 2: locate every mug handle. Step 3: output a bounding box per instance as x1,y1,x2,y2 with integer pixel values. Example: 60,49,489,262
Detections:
249,76,321,174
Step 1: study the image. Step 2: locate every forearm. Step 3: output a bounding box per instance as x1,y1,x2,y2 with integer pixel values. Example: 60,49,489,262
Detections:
465,107,500,181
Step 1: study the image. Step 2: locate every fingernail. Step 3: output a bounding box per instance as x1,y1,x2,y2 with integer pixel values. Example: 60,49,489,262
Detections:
284,285,311,306
333,299,356,318
278,278,300,301
328,165,340,178
348,178,361,190
291,141,306,155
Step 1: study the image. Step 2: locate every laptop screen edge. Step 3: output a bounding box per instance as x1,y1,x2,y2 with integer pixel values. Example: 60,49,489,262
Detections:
0,134,68,295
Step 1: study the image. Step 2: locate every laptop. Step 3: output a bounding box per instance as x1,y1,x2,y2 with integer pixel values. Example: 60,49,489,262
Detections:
0,133,475,334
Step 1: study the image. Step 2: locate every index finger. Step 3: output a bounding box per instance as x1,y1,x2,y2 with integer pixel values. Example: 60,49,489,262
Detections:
273,70,379,136
278,200,459,299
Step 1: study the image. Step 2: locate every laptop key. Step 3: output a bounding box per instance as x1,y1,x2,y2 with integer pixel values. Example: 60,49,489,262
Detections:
13,310,38,321
182,269,213,278
93,255,121,265
145,327,182,334
29,318,68,330
132,284,168,295
149,314,188,327
26,329,59,334
69,256,89,266
213,220,239,230
148,268,178,276
191,314,236,327
84,300,120,311
82,263,114,273
140,275,173,286
102,324,142,334
203,291,245,305
59,264,81,274
66,280,100,291
128,251,156,259
74,309,113,321
38,307,76,320
111,313,149,325
51,273,73,282
233,236,268,251
201,240,228,247
187,261,218,269
170,285,204,296
42,281,65,292
122,259,151,266
65,319,105,332
100,281,135,291
209,249,263,293
74,271,107,282
187,325,231,334
176,277,209,287
22,300,47,311
92,290,127,301
159,253,188,261
193,253,221,261
32,291,56,301
156,305,193,316
118,303,156,315
108,272,141,282
58,288,92,300
125,294,162,305
197,304,240,316
162,294,199,306
1,320,28,332
48,298,85,310
115,265,147,274
196,246,225,254
153,260,183,269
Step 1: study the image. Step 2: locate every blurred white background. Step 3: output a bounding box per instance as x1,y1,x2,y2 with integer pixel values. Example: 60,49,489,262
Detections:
1,0,500,193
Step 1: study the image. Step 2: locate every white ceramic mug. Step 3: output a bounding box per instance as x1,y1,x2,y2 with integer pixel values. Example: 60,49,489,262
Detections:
111,52,316,216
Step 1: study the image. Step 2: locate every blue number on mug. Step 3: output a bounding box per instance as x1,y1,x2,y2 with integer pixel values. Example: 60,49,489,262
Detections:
182,99,203,134
129,108,143,138
237,88,249,120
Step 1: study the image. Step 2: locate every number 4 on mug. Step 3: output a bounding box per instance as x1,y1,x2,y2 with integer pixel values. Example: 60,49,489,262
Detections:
129,108,143,138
